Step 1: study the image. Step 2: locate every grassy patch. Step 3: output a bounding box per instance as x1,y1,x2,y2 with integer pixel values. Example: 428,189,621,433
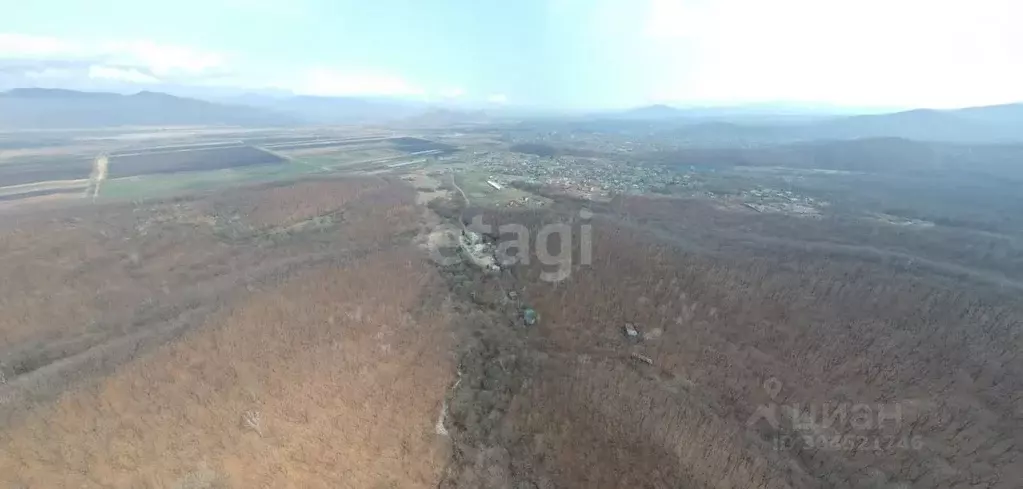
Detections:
454,169,544,207
99,162,320,201
286,148,404,168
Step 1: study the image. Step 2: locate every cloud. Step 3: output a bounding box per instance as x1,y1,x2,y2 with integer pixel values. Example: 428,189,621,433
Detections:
88,65,160,84
639,0,1023,108
0,33,225,80
23,67,76,80
0,34,438,97
112,41,222,77
487,93,508,104
298,69,426,97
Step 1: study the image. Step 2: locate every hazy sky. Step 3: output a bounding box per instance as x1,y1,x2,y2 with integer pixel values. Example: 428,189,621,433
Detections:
1,0,1020,108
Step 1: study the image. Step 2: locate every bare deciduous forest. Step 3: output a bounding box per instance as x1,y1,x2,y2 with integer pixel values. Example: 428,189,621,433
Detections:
0,168,1020,488
436,197,1022,488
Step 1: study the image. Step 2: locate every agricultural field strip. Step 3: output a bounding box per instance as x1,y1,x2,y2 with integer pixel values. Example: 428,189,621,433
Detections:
0,134,447,195
387,159,427,168
253,145,331,172
0,187,85,202
335,150,444,172
106,146,285,179
108,137,403,156
113,140,246,153
0,179,88,195
259,136,398,149
112,145,249,157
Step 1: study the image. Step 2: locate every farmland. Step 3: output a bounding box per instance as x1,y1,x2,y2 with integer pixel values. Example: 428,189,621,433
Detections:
109,146,284,177
0,157,91,187
0,128,463,203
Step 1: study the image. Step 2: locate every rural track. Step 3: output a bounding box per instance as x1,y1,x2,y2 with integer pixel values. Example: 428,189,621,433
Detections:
450,172,470,232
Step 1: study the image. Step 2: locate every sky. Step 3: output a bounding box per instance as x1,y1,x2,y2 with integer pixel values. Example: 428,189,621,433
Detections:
1,0,1021,109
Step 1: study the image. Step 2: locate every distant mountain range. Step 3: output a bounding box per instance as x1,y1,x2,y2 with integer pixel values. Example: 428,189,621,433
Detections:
0,88,298,129
2,88,1021,144
613,103,1023,143
0,88,491,128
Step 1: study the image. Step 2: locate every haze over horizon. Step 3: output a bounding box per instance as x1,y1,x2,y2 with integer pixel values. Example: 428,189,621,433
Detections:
2,0,1021,110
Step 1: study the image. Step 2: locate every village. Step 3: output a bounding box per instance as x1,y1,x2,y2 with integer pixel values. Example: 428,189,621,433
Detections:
440,148,828,217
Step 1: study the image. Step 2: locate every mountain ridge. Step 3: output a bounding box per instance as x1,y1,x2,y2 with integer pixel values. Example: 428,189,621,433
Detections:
4,88,1022,141
0,88,300,128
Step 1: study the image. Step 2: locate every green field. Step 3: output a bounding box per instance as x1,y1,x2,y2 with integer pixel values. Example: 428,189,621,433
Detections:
99,162,321,200
295,148,409,169
454,169,548,207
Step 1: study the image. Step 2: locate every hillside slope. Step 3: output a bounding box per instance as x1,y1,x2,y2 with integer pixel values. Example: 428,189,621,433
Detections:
0,89,298,128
